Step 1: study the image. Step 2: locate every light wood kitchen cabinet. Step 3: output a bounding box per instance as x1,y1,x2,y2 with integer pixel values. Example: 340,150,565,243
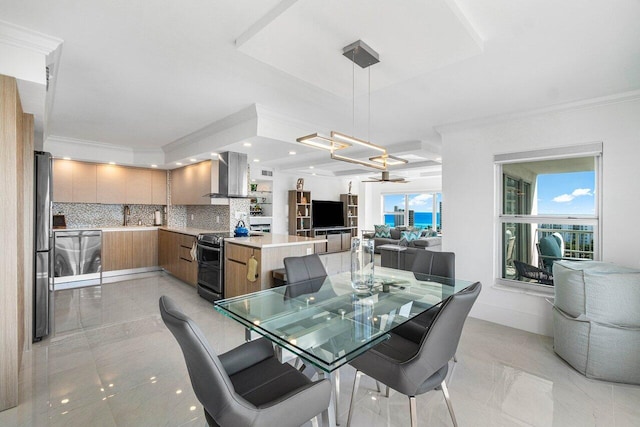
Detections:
53,159,166,205
225,244,261,298
158,229,197,286
72,162,97,203
131,230,158,268
97,164,126,204
126,168,152,204
102,231,133,271
52,159,73,202
171,160,217,205
53,159,98,203
151,169,167,205
103,229,158,272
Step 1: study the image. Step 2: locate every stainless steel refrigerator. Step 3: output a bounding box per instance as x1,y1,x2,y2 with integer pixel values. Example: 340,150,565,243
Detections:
34,151,52,341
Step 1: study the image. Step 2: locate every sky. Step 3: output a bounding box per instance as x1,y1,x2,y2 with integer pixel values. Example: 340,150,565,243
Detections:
536,171,596,215
383,193,441,213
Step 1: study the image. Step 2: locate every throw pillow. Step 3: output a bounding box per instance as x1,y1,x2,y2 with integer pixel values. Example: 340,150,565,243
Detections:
401,230,421,242
374,224,391,238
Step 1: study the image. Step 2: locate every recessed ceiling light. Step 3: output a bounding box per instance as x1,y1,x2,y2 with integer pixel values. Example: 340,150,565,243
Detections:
309,166,314,169
63,157,71,160
312,173,316,176
151,164,158,168
109,162,116,165
253,159,260,162
176,162,182,166
189,158,197,162
210,152,217,156
243,142,252,147
289,151,296,155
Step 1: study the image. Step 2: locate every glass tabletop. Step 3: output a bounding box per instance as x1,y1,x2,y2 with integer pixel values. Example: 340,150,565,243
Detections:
215,266,475,372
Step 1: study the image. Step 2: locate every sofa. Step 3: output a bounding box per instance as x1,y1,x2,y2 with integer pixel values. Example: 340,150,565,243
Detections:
362,227,442,254
552,260,640,384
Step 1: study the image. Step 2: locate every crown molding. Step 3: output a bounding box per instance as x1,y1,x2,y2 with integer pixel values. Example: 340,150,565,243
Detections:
0,20,62,56
435,89,640,134
45,135,164,166
162,104,259,152
47,135,136,152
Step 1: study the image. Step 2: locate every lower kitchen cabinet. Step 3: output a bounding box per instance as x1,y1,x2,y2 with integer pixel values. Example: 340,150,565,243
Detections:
102,231,132,271
158,229,198,286
103,230,159,272
225,244,262,298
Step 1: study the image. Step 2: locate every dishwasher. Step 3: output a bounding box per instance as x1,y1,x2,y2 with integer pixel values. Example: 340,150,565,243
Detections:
54,230,102,289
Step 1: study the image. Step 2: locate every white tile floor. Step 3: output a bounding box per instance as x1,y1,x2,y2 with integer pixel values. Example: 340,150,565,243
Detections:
1,254,639,426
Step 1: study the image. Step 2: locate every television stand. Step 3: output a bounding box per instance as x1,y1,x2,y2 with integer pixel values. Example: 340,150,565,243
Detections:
313,227,353,254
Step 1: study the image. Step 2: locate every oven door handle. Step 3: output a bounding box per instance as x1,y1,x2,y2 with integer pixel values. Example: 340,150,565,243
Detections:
197,243,222,252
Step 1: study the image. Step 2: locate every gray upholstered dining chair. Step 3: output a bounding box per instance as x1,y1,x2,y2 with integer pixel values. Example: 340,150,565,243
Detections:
391,250,456,344
283,253,328,298
159,296,331,427
346,282,481,427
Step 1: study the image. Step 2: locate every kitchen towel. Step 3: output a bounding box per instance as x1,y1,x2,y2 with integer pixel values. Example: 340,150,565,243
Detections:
247,255,258,282
190,243,197,261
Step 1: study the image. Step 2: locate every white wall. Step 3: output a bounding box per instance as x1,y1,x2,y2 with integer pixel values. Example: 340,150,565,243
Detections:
271,172,353,234
441,96,640,336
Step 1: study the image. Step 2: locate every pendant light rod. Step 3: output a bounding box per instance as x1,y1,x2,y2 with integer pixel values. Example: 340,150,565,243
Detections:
297,40,409,171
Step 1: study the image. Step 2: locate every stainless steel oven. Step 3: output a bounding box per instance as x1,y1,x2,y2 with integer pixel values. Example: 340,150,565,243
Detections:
196,233,230,302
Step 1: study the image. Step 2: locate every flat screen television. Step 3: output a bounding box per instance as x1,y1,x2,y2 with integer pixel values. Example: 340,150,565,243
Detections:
312,200,344,228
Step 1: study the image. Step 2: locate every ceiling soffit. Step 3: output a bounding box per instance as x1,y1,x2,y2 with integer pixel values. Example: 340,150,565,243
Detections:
236,0,484,98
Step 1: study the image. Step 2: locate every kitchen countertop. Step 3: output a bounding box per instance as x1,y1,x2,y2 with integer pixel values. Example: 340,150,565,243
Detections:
225,234,326,249
53,226,231,235
54,226,160,232
159,226,229,237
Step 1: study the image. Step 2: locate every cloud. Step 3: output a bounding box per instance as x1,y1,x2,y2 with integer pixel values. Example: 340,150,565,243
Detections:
553,188,593,203
571,188,592,197
408,194,433,207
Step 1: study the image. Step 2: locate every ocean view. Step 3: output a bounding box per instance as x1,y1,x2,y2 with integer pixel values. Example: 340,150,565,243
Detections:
385,212,440,229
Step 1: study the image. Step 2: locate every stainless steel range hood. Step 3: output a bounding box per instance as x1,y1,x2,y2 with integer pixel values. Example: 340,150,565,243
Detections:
207,151,248,198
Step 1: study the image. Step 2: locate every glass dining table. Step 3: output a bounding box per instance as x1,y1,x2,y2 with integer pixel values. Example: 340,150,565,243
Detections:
215,266,475,426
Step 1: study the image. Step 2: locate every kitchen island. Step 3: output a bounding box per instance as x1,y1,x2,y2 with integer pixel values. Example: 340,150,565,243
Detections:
224,234,327,298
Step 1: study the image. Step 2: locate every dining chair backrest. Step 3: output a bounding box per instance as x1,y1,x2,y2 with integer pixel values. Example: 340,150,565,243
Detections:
159,296,248,424
283,254,328,298
408,282,481,382
410,250,455,280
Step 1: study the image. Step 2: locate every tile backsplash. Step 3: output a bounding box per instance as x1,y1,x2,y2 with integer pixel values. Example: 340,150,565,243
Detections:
53,203,166,228
54,200,250,232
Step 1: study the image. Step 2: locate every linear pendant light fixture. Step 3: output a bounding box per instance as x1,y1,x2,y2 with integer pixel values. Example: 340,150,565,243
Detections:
296,40,408,170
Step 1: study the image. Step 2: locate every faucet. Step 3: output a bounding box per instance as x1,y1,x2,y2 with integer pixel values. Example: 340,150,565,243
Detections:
123,205,130,226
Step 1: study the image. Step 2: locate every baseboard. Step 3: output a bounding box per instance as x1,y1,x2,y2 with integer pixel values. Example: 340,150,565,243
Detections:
469,300,554,337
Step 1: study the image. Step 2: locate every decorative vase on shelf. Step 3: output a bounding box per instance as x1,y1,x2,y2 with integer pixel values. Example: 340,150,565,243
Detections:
350,237,375,293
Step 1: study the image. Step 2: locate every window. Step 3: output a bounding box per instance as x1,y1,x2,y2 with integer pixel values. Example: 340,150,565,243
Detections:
496,143,602,289
382,192,442,231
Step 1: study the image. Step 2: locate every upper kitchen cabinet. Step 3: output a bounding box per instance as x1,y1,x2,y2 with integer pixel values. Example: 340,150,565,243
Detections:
54,159,166,205
53,159,97,203
170,153,247,205
125,168,152,204
71,162,97,203
151,169,167,205
97,164,126,204
171,160,215,205
52,159,73,202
